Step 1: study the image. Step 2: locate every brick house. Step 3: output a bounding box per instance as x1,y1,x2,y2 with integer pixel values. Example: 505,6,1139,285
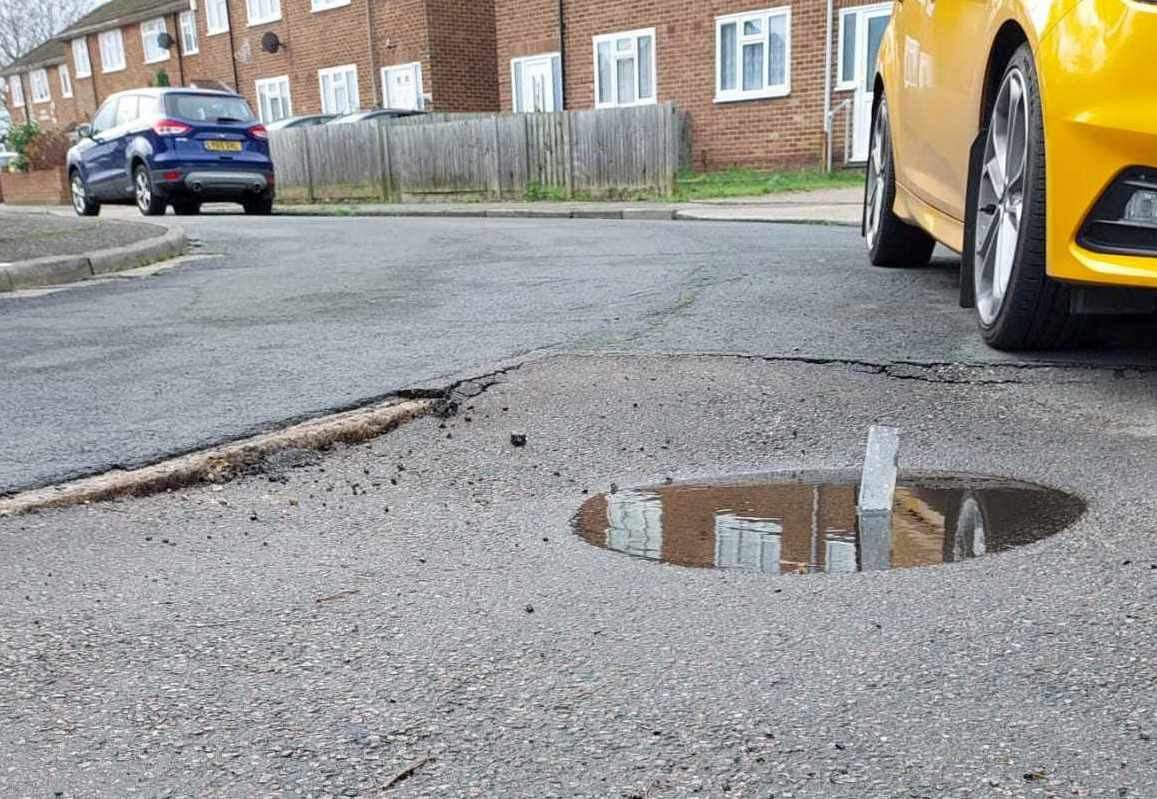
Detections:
495,0,893,169
2,0,497,134
2,0,886,171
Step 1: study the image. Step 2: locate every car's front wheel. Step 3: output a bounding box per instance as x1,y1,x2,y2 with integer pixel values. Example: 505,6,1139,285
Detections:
864,96,936,268
134,164,167,216
70,171,100,217
967,44,1078,350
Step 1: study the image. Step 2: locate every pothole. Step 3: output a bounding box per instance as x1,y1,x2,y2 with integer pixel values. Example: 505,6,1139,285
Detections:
573,472,1084,575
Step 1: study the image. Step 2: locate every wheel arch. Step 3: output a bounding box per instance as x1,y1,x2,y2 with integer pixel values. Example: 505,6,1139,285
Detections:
979,21,1030,128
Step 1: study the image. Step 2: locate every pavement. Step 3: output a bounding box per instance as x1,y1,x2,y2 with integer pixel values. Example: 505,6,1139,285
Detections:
1,353,1155,797
3,211,1156,495
0,212,186,291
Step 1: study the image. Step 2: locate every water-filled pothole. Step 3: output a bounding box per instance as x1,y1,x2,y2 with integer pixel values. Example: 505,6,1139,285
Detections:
574,472,1084,574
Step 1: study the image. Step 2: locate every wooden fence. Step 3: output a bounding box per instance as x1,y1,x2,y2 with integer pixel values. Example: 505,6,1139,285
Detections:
269,103,690,203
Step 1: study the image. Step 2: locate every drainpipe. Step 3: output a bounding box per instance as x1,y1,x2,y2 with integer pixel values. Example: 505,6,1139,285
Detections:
85,36,102,108
365,0,378,106
224,0,240,92
171,12,186,86
823,0,833,172
557,0,566,108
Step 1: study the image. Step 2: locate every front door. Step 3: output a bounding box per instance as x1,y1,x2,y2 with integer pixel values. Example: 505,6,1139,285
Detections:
848,4,894,162
520,56,556,113
382,63,423,111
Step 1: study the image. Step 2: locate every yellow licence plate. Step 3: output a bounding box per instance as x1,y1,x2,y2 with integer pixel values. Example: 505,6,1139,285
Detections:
204,140,242,152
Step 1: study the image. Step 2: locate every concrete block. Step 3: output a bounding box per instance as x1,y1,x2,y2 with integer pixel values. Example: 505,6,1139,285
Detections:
5,255,92,290
622,208,677,221
572,210,623,220
857,425,900,572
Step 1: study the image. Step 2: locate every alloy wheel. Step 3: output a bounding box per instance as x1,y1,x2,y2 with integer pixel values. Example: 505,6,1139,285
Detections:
135,170,152,212
974,68,1029,327
71,175,86,215
864,102,887,249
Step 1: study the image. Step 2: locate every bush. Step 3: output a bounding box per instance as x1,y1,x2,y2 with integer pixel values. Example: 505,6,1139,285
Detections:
5,122,73,172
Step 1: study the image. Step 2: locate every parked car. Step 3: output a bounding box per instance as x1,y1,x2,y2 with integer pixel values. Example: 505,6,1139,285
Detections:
66,87,275,217
864,1,1156,350
265,114,335,131
327,109,426,126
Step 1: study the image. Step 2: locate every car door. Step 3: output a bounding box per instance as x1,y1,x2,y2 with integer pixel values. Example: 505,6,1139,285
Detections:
103,94,140,199
891,0,989,221
84,98,121,198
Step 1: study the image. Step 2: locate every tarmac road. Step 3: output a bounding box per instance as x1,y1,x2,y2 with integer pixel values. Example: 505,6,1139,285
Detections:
2,213,1155,494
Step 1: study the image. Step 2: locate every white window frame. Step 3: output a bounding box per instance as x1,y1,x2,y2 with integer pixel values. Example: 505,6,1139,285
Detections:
246,0,282,26
714,6,792,103
255,75,293,122
9,76,24,107
59,63,73,98
141,17,170,64
205,0,230,35
380,62,424,111
592,27,657,109
71,37,91,78
510,52,561,113
311,0,351,11
318,64,359,115
836,2,892,92
29,68,51,103
179,11,199,55
99,29,126,73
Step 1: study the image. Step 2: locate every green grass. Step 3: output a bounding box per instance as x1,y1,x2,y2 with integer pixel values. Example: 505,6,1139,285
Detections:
672,167,864,201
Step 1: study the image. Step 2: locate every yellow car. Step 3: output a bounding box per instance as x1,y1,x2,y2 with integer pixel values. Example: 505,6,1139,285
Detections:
864,0,1157,349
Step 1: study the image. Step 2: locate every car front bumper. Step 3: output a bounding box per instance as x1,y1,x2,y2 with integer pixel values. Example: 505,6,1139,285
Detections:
1039,0,1157,288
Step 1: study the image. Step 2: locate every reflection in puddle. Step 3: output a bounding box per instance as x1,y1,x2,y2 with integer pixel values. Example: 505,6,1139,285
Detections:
574,474,1084,574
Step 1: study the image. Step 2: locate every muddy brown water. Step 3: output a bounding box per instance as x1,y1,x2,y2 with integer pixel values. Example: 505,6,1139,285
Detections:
573,473,1085,575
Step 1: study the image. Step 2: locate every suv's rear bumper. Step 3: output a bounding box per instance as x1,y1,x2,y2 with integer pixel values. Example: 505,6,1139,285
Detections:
151,167,274,201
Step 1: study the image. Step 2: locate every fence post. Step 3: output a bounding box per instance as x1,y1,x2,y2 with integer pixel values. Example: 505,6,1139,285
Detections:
302,129,316,204
490,115,502,199
377,122,394,202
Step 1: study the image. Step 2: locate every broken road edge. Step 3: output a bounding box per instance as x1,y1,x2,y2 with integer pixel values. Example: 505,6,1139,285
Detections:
0,397,435,517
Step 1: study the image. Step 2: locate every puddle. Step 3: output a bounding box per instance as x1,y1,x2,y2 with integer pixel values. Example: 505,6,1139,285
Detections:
574,472,1084,575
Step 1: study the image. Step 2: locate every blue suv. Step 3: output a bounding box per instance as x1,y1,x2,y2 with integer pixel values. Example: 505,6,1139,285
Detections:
67,88,275,217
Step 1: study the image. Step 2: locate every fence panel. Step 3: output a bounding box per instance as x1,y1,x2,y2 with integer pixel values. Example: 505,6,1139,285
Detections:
270,104,688,202
305,123,385,202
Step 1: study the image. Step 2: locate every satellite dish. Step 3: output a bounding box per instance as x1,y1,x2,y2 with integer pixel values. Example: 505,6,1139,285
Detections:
260,32,282,54
156,31,175,50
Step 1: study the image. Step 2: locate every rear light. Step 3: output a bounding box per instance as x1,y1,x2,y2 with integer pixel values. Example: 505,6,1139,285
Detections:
161,170,182,181
1078,167,1157,255
152,119,193,136
248,124,268,140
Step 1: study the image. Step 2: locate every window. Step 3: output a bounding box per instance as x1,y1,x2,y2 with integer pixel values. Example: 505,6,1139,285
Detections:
256,76,292,122
91,98,118,134
9,75,24,107
167,92,254,121
205,0,229,35
30,69,50,103
141,18,170,64
246,0,281,26
381,62,423,111
318,64,359,114
838,9,857,89
99,29,126,73
511,53,561,113
593,28,656,108
72,37,91,78
179,11,199,55
312,0,350,10
715,6,791,102
59,64,73,98
114,94,139,127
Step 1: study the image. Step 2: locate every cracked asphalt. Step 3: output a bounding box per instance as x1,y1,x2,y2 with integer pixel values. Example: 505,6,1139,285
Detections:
2,215,1156,797
3,214,1156,493
2,353,1156,797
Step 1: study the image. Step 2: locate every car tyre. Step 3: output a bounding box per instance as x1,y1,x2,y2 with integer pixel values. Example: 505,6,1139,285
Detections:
966,44,1080,350
243,196,274,215
70,170,100,217
172,200,202,216
134,164,167,216
863,95,936,268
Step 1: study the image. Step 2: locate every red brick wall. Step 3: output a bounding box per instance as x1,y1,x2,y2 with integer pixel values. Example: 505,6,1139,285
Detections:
0,167,70,205
494,0,879,170
425,0,498,112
